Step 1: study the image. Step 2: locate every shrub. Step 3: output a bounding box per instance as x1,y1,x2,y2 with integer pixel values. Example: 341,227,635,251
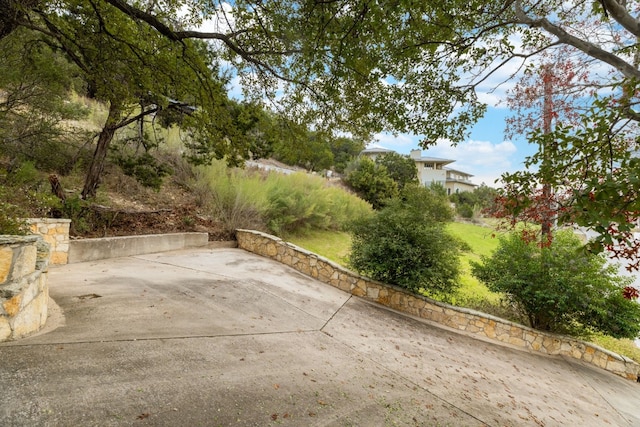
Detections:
0,186,28,235
471,230,640,338
348,185,462,296
265,173,330,234
344,157,398,209
190,160,372,238
457,204,474,219
450,184,498,218
58,195,88,234
111,143,173,190
1,164,62,222
264,172,372,235
8,161,39,186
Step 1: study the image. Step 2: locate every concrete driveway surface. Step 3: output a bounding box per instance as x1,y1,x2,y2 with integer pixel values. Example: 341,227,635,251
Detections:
1,247,639,426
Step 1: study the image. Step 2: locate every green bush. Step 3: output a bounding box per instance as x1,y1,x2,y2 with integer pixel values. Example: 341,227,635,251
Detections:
0,164,62,223
59,195,93,235
348,185,462,296
265,173,331,235
344,157,398,209
196,163,268,237
471,230,640,338
264,172,371,235
111,148,173,190
457,204,474,219
8,161,39,186
450,184,498,218
0,186,28,235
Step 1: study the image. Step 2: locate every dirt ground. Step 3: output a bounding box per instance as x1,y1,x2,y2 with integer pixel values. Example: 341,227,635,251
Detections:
62,166,234,241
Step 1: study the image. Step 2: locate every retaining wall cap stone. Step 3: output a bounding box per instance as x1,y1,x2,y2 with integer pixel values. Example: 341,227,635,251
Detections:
0,235,39,245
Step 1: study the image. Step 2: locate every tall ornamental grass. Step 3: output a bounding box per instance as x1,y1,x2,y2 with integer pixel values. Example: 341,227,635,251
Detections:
194,160,372,237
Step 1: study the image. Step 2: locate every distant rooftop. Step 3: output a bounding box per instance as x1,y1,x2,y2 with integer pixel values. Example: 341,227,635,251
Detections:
412,156,455,165
408,149,454,165
444,167,474,177
361,145,395,154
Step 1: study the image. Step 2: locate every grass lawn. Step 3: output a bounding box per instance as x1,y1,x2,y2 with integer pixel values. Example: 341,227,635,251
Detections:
445,221,502,306
288,221,640,363
287,230,352,265
289,221,503,306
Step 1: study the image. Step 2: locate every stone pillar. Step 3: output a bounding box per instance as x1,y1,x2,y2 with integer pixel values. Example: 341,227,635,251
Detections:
27,218,70,265
0,235,50,341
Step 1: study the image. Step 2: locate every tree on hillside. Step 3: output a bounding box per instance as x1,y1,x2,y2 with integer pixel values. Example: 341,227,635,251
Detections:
184,100,278,166
273,129,363,173
271,122,335,172
375,152,418,190
33,3,240,199
329,137,365,174
2,1,283,198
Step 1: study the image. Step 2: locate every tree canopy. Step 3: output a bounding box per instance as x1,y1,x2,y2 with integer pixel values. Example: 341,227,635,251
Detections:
4,0,640,267
375,152,418,190
4,1,639,143
2,0,487,142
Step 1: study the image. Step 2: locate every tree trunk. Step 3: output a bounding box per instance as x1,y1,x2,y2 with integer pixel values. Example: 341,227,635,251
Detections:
81,102,122,199
541,65,554,242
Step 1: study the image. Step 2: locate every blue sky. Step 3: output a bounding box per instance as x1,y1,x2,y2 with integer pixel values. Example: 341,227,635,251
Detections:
372,105,538,188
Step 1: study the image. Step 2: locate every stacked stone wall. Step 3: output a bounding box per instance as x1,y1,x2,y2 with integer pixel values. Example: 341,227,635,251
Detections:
27,218,70,265
0,235,50,341
236,229,640,381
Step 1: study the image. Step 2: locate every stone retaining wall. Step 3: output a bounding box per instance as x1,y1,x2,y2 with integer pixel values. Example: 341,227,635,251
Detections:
0,235,50,341
236,229,640,381
27,218,70,265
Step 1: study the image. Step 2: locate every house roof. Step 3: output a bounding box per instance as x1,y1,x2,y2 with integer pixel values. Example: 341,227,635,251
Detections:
413,156,455,165
360,145,395,155
445,167,474,178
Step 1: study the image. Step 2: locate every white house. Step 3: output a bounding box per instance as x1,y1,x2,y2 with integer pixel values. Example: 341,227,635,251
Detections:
360,146,477,194
409,149,477,194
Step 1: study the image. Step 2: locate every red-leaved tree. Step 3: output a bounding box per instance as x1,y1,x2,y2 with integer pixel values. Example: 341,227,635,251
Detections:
493,52,640,299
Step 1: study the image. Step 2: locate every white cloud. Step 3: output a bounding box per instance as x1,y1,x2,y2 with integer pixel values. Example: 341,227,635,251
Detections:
196,2,235,33
371,133,415,150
